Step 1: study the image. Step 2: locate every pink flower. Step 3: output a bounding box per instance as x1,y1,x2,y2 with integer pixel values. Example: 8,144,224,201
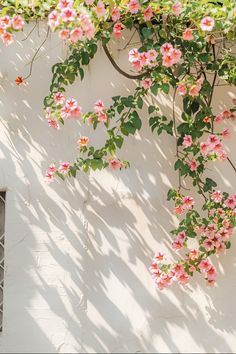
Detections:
160,43,173,55
47,164,57,173
48,10,60,29
174,205,183,215
211,190,223,203
58,0,74,9
199,259,211,273
1,31,13,45
182,196,194,210
85,0,94,4
97,111,108,123
128,48,140,63
113,22,125,39
48,119,60,130
177,83,187,96
147,49,158,62
182,28,194,41
54,92,65,105
128,0,141,14
182,134,193,148
94,100,105,112
70,27,83,42
162,54,175,67
95,0,106,18
59,29,70,40
200,142,210,156
59,162,70,174
172,238,184,250
154,252,165,263
61,106,72,119
203,239,214,251
65,98,77,110
12,15,25,30
224,197,236,209
177,272,189,285
0,16,11,29
189,84,200,97
189,159,197,172
200,17,215,32
70,106,82,119
143,6,153,21
172,2,182,16
222,128,230,139
61,8,76,22
45,171,55,184
207,266,217,281
77,136,89,147
109,158,123,170
171,49,182,63
215,113,224,124
141,78,152,89
173,264,184,276
111,7,120,22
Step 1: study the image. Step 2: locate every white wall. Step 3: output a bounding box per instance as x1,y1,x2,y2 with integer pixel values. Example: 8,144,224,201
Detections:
0,23,236,353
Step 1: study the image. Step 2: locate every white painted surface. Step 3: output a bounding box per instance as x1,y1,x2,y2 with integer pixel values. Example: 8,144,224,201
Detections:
0,24,236,353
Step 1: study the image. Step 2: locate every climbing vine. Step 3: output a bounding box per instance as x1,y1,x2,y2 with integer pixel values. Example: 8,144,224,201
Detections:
1,0,236,290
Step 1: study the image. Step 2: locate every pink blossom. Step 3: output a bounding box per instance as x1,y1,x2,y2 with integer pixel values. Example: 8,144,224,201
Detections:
173,264,184,276
0,16,11,29
162,54,175,68
54,92,65,105
182,28,194,41
206,266,217,281
189,249,199,260
189,84,201,97
70,106,82,119
147,49,158,62
160,43,173,55
189,159,197,172
174,205,183,215
200,142,210,156
113,22,125,39
172,49,182,63
211,190,223,203
224,197,236,209
207,134,219,146
61,106,72,119
65,98,77,110
172,238,184,250
128,48,140,63
141,78,152,89
12,15,25,30
48,119,60,130
59,29,70,40
59,162,70,174
61,8,76,22
111,7,120,22
84,24,95,40
199,259,211,273
70,27,83,42
154,252,165,263
128,0,141,14
143,6,153,21
177,83,187,96
85,0,94,4
200,17,215,31
172,2,182,16
45,171,55,184
109,158,123,170
203,239,214,251
222,128,230,139
215,113,224,124
94,100,105,112
218,150,227,161
177,272,189,285
48,10,60,29
47,164,57,173
97,111,108,123
1,31,13,45
95,0,106,18
58,0,74,9
182,134,193,148
182,196,194,210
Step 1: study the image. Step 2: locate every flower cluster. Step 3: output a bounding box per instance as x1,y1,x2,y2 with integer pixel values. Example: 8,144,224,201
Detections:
177,77,204,97
128,48,158,72
0,14,24,45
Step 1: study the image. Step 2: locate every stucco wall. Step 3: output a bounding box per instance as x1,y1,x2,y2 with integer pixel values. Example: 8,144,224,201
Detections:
0,23,236,353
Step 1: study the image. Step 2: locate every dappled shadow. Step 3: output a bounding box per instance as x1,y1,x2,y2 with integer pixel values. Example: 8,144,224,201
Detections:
0,23,235,353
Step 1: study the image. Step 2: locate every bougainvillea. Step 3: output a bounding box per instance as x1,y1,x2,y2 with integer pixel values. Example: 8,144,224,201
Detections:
1,0,236,290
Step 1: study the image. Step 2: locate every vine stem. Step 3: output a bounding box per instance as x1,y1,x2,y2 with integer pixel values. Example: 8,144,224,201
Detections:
103,44,148,80
23,26,50,80
227,157,236,173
